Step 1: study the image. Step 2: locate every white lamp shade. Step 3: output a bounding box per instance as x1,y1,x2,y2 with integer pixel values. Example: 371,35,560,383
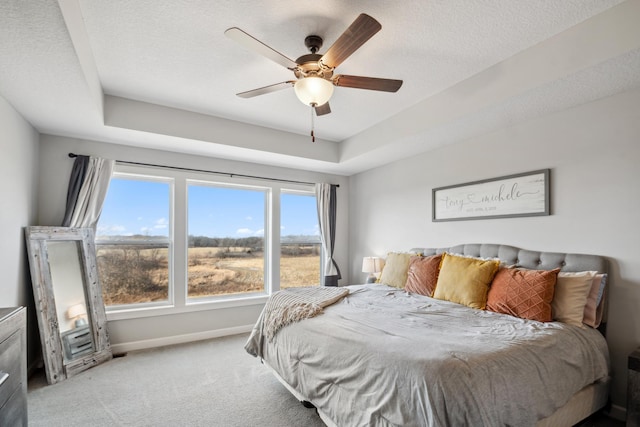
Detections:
362,257,384,273
294,77,334,106
66,303,86,319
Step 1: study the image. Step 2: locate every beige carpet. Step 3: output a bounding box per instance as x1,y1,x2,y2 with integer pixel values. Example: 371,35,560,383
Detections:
28,333,326,427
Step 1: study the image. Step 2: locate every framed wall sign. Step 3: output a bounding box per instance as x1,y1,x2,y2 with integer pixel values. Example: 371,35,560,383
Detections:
432,169,550,222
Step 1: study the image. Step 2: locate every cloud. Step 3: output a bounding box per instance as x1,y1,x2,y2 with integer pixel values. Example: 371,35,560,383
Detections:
154,218,168,229
237,228,264,237
245,216,253,221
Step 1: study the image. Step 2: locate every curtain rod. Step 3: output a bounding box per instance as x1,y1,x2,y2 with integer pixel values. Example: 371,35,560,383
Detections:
68,153,338,187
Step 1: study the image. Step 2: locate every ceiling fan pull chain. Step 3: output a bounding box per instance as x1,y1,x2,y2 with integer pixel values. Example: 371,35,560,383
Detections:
310,103,316,142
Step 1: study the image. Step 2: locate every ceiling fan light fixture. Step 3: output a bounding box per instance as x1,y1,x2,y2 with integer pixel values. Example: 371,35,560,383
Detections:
294,77,334,107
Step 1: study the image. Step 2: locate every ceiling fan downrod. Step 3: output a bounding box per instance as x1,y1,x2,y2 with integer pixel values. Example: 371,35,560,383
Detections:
304,35,323,54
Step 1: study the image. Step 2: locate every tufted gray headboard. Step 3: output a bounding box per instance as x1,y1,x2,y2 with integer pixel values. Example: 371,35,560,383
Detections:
411,243,609,333
411,243,608,274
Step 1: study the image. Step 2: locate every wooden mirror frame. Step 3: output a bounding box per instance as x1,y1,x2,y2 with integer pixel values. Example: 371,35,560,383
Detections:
25,226,112,384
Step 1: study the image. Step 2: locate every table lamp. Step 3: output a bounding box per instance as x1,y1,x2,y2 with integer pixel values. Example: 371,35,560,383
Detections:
67,303,87,328
362,257,384,283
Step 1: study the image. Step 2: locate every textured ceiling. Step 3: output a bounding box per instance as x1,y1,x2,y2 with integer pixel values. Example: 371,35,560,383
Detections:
0,0,638,175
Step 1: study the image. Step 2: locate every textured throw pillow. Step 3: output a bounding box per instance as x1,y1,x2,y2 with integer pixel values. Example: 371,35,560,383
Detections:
432,253,500,309
404,254,442,296
378,252,413,288
487,267,560,322
552,271,597,326
583,274,607,328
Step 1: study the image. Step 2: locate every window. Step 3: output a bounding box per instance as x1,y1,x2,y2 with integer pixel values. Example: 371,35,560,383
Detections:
280,191,320,289
95,164,321,316
95,175,173,307
187,182,267,299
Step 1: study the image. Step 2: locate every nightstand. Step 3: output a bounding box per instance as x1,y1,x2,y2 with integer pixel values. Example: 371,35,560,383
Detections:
61,325,94,362
0,307,27,426
629,347,640,426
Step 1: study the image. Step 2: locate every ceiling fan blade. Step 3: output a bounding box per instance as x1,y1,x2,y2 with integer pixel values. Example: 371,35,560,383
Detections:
314,102,331,116
333,75,403,92
320,14,381,69
225,27,298,70
236,81,295,98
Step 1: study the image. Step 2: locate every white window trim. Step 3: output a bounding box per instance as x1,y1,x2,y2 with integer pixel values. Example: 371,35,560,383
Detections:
99,164,319,321
184,179,271,304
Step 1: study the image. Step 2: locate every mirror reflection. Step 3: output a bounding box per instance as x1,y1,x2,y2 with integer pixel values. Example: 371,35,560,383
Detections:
25,226,112,384
47,241,95,362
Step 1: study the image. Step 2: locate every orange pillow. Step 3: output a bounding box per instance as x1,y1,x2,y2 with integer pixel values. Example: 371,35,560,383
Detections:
487,267,560,322
405,254,442,296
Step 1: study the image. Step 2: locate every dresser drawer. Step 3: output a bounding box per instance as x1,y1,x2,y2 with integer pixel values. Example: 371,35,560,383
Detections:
0,385,26,427
0,331,21,410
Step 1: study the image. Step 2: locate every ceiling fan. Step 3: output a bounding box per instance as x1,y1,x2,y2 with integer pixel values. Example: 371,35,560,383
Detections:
225,13,403,118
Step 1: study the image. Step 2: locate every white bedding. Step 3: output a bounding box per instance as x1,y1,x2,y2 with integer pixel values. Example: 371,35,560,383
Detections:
245,284,610,427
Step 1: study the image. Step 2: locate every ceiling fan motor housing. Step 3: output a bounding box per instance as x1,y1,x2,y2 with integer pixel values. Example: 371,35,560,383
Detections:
294,53,334,80
295,35,334,80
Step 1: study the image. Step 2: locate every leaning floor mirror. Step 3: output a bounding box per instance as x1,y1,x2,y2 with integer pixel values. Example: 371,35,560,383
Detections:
25,226,112,384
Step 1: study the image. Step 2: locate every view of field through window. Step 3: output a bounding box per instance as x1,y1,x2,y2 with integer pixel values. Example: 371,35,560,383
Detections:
96,177,320,306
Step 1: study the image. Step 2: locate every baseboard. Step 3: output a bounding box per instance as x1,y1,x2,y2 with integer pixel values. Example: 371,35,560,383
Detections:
110,324,254,354
607,403,626,421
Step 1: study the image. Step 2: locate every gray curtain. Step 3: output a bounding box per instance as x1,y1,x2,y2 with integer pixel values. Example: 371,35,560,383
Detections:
316,183,341,287
62,155,90,227
62,155,115,229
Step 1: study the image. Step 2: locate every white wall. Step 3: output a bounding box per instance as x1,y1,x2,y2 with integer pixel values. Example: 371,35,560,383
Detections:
348,88,640,413
0,95,39,364
36,135,349,352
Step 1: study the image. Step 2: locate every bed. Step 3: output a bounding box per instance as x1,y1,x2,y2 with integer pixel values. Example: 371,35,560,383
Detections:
245,243,610,427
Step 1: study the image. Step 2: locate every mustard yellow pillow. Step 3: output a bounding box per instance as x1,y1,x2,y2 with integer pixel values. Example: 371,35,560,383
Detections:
378,252,413,288
433,253,500,309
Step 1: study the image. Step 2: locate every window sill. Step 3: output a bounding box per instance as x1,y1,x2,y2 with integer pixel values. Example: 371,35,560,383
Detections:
105,293,270,321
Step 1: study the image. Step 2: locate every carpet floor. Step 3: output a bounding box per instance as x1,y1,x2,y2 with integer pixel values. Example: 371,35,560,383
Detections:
28,333,325,427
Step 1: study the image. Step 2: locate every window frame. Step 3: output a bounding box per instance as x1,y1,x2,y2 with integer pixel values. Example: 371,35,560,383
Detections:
97,164,320,322
278,188,322,291
95,171,175,312
185,179,271,303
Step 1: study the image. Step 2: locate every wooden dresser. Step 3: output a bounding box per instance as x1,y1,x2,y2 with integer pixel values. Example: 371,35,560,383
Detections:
0,307,27,426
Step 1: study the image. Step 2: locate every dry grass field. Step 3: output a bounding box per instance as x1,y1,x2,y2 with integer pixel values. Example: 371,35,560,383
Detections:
97,245,320,305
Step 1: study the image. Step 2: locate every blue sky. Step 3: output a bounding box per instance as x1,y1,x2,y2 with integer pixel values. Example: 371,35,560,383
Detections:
97,178,318,238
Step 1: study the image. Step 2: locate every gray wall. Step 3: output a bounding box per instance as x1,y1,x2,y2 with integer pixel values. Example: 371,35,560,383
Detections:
36,135,350,352
0,95,40,365
348,88,640,412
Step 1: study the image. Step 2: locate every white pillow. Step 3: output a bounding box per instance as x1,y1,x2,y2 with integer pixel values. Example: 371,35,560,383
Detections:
377,252,413,288
583,274,607,328
552,271,597,326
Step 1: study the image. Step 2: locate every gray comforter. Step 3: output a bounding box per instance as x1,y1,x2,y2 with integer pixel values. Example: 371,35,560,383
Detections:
245,284,610,427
